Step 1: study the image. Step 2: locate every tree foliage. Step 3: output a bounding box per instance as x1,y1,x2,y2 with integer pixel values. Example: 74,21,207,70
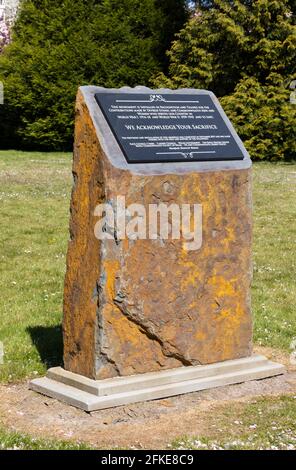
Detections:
221,74,296,161
0,0,187,150
154,0,296,160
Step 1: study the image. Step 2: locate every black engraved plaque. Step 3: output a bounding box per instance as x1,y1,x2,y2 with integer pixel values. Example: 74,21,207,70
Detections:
95,92,245,163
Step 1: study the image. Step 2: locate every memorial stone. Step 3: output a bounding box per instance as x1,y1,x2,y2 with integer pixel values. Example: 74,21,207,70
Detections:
30,87,284,410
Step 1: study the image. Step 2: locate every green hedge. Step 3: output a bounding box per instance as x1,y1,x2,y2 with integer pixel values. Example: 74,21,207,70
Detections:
0,0,187,150
154,0,296,160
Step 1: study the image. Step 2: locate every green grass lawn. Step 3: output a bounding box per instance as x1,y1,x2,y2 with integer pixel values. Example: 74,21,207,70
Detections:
0,151,295,383
171,396,296,450
252,163,296,351
0,151,72,382
0,155,295,452
0,427,91,450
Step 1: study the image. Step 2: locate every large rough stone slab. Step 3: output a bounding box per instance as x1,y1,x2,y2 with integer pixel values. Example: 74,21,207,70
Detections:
63,86,253,380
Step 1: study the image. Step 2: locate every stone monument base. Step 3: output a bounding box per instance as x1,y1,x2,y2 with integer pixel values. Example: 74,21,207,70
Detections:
29,355,284,412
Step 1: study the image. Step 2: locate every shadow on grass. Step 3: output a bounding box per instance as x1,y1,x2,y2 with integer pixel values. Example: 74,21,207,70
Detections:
27,325,63,368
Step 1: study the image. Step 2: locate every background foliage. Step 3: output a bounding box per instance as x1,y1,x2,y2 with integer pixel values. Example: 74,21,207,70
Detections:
0,0,295,159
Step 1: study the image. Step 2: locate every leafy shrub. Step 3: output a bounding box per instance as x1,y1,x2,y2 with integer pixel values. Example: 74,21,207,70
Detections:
154,0,296,160
221,74,296,161
0,0,187,150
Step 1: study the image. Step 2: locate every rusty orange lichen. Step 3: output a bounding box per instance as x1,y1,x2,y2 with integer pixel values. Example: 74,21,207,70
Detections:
62,90,253,380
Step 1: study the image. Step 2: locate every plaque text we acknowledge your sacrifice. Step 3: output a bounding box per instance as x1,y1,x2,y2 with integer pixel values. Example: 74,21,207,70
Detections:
95,92,245,164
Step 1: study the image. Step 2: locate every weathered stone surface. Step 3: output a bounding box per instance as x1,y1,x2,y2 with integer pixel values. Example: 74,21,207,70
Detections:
63,86,253,380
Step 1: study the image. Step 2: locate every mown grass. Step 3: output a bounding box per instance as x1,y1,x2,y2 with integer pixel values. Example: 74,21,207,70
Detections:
171,395,296,450
0,427,91,450
0,152,295,383
0,151,72,382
